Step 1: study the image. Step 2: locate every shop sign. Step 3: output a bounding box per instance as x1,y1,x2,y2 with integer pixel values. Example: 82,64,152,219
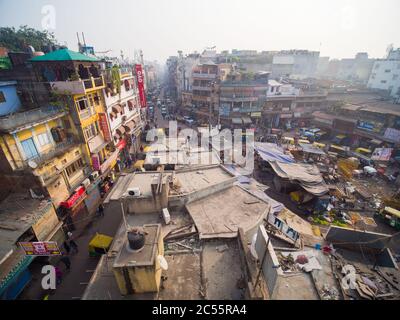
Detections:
384,128,400,143
280,113,293,119
135,64,147,108
60,186,86,209
371,148,393,161
98,113,112,142
92,154,100,171
19,241,61,256
251,112,261,118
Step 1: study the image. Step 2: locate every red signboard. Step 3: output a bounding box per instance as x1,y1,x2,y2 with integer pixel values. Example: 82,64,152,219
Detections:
60,186,86,209
19,241,61,256
92,154,100,171
99,112,111,142
135,64,147,108
117,138,127,150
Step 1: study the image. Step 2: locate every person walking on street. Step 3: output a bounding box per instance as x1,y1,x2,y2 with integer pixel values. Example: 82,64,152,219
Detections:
67,231,79,254
97,204,105,217
63,241,71,254
55,266,63,285
60,253,71,270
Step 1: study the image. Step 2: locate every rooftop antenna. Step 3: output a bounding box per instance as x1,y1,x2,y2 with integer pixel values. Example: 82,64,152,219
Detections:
82,32,87,47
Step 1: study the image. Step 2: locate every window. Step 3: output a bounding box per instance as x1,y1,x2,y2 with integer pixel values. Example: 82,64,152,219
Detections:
76,98,89,111
37,133,50,146
66,158,84,178
94,94,100,106
0,91,5,103
385,69,391,73
381,80,387,84
374,63,380,69
83,123,97,140
393,74,399,80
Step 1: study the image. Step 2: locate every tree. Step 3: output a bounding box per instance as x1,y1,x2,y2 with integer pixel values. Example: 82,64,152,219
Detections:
0,25,58,52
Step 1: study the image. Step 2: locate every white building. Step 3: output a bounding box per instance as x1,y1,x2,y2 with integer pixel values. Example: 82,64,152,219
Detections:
336,52,375,83
367,48,400,102
103,71,143,157
272,50,320,79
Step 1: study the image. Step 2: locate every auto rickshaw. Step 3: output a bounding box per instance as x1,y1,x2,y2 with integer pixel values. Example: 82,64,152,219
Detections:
88,233,113,257
376,207,400,230
133,159,145,171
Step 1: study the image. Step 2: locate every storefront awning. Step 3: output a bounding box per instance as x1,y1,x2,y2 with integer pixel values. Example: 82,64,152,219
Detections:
123,120,135,132
116,126,125,135
127,99,135,109
242,117,252,124
112,104,122,114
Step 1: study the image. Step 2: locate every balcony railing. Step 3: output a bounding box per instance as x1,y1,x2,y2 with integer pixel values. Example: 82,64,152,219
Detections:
50,76,105,95
79,107,96,120
220,96,259,102
192,72,217,79
0,105,66,133
21,137,79,170
192,85,213,91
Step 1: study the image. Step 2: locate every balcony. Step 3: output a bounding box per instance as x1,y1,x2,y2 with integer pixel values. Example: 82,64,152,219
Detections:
50,76,105,95
23,137,79,169
0,105,67,133
220,96,259,102
192,95,211,102
192,85,213,91
192,72,217,79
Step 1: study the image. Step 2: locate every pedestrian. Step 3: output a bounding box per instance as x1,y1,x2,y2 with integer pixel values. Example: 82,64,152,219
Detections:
60,254,71,270
63,241,71,254
98,204,105,217
55,266,63,285
69,239,79,254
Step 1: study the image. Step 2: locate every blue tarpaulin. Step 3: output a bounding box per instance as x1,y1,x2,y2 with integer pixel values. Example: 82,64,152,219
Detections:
254,143,295,164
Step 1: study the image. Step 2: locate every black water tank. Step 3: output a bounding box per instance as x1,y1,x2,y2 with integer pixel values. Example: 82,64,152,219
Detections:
127,231,145,251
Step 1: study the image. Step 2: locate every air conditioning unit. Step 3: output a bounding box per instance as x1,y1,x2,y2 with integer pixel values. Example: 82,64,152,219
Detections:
127,187,141,197
81,178,91,188
90,171,99,180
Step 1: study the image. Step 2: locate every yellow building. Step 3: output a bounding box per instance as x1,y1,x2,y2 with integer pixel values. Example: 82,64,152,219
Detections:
30,49,118,177
0,105,88,207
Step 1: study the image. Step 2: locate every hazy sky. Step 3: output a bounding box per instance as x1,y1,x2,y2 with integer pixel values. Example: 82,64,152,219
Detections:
1,0,399,63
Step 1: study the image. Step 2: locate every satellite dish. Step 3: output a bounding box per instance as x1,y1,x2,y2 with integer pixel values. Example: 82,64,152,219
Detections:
250,233,258,260
28,160,38,169
158,255,168,271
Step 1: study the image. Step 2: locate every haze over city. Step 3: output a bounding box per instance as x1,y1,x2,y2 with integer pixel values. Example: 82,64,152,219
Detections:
1,0,399,62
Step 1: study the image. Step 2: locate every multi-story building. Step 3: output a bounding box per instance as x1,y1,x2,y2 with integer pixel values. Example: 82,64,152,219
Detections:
0,81,85,207
165,56,178,99
29,49,117,176
219,71,269,127
103,65,143,167
367,48,400,103
272,50,320,79
336,52,375,84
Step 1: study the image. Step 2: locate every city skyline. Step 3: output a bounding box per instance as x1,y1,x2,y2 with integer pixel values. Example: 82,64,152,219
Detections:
1,0,399,63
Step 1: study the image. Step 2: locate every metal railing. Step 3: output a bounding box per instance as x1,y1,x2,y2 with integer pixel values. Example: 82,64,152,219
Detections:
0,105,66,132
24,137,79,168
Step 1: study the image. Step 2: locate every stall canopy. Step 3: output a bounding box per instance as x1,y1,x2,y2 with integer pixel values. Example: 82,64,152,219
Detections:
299,143,326,156
269,161,329,196
254,142,295,164
242,117,252,124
